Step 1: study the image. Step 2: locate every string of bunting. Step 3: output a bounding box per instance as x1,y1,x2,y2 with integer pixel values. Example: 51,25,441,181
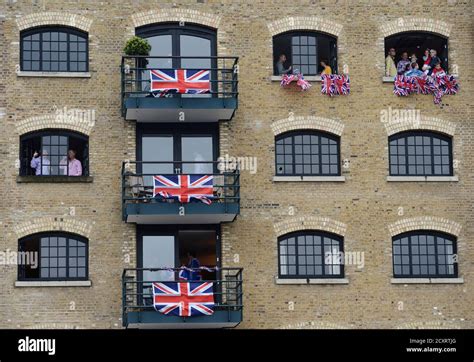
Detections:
321,74,350,96
280,73,312,91
394,73,459,105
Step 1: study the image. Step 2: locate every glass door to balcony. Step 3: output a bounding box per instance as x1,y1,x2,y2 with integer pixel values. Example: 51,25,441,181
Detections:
138,226,220,305
136,23,216,96
139,124,217,184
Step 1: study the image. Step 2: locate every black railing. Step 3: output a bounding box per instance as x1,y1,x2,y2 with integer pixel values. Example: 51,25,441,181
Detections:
121,55,239,115
122,267,243,326
121,160,240,213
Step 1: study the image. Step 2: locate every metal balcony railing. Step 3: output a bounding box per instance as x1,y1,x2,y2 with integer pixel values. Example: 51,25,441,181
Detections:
121,160,240,213
120,55,239,117
122,267,243,326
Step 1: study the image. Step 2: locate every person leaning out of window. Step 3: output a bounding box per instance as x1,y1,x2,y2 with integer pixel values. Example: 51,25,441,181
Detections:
31,150,51,175
60,149,82,176
276,54,292,75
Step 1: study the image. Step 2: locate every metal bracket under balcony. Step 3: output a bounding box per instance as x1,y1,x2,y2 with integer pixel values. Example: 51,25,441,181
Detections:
122,161,240,224
122,268,243,329
121,56,238,123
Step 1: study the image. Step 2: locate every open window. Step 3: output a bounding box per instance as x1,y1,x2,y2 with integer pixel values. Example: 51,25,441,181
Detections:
18,232,88,281
20,26,88,72
273,31,337,76
20,130,89,176
384,32,448,74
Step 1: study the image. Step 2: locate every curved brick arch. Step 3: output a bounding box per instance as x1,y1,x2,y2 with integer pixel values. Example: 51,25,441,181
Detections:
267,16,343,38
132,9,221,30
388,216,462,238
383,115,456,137
16,12,93,32
274,216,347,237
16,110,96,137
380,17,451,38
271,116,344,137
14,217,93,239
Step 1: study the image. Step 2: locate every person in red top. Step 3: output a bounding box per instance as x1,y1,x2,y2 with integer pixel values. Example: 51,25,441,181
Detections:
422,48,431,74
431,61,446,76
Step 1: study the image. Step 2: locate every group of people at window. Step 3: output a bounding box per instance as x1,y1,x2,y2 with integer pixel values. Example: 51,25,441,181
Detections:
30,149,82,176
385,48,444,77
276,54,332,76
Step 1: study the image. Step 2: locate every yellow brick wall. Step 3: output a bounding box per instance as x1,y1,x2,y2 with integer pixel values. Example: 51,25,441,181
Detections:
0,0,472,329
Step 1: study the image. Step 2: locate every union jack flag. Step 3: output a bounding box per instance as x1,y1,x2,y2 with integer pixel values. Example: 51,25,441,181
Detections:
153,174,213,205
152,281,215,316
321,74,350,96
150,69,210,95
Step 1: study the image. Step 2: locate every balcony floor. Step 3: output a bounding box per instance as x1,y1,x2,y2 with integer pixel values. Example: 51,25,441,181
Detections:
125,310,242,329
124,202,239,224
124,97,237,122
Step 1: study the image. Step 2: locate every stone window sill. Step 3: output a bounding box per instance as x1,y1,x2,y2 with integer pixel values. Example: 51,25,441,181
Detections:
271,75,321,82
17,71,91,78
273,176,345,182
15,280,92,287
391,278,463,284
275,278,349,285
387,176,458,182
17,176,93,183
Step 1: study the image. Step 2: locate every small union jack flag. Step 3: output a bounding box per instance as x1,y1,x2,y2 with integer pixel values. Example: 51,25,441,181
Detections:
153,281,215,316
153,174,213,205
150,69,210,96
321,74,350,96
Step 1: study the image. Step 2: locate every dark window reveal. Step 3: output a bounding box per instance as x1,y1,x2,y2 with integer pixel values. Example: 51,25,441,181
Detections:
18,232,88,281
21,26,88,72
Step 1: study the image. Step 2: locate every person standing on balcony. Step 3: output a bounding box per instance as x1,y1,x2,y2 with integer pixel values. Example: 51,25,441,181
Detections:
276,54,292,75
31,150,51,175
60,149,82,176
385,48,397,77
182,251,202,281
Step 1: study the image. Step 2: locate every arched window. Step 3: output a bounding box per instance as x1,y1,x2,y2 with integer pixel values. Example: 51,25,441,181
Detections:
384,32,448,74
20,26,88,72
273,31,337,76
389,131,453,176
20,130,89,176
18,232,88,280
275,131,340,176
278,231,344,278
392,231,457,278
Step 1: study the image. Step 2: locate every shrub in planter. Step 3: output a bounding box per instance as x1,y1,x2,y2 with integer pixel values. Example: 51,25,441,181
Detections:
123,36,151,56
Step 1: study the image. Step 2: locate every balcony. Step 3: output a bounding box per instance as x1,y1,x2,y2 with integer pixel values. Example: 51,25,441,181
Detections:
122,268,243,329
121,56,238,122
122,161,240,224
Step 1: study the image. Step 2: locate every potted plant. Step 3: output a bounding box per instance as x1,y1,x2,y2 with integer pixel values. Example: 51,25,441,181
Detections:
123,36,152,93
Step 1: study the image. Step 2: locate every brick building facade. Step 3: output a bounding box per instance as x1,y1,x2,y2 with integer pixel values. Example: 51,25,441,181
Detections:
0,0,472,329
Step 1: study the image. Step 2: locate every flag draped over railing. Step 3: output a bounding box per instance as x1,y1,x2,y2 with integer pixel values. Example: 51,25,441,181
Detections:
153,174,214,205
321,74,350,96
153,281,215,317
393,74,459,105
